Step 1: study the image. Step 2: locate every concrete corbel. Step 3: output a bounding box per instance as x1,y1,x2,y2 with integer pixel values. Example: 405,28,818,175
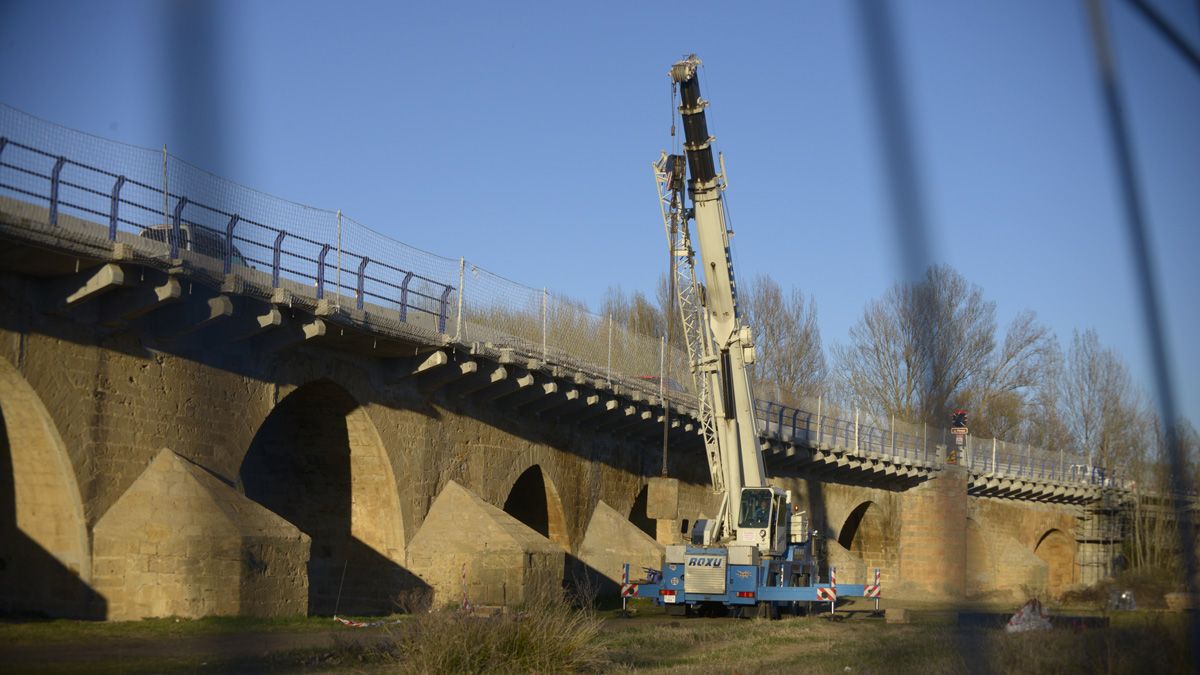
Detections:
554,392,601,422
47,262,133,311
474,370,535,402
574,397,620,427
153,294,234,342
419,359,478,392
520,387,580,416
391,350,449,382
497,379,558,410
252,317,326,354
100,274,182,325
447,364,508,398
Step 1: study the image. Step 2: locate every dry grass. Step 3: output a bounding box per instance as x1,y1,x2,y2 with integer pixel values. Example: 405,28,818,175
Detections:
2,605,1192,673
599,610,1194,674
342,586,608,674
1060,568,1181,610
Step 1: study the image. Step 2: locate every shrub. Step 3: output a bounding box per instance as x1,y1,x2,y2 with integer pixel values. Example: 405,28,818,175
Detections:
388,590,606,673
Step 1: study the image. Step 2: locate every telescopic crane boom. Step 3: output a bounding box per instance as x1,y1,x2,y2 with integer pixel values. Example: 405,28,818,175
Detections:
632,56,883,616
661,55,772,548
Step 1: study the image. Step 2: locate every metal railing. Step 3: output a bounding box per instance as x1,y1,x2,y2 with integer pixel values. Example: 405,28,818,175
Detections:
964,442,1124,488
0,103,687,403
0,136,455,330
753,396,1123,488
754,399,935,465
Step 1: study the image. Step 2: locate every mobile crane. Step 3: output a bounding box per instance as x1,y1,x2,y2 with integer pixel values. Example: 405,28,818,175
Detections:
628,56,880,617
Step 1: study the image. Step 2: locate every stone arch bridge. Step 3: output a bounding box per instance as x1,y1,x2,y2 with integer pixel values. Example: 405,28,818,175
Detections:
0,198,1111,620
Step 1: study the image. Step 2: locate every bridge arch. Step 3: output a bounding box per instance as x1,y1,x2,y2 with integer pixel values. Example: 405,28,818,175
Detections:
837,501,894,584
239,379,407,615
502,464,570,550
1034,528,1075,597
0,356,96,618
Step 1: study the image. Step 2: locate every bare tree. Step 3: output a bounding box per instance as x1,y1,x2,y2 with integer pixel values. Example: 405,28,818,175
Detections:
1021,337,1073,459
1062,328,1145,470
833,264,1050,432
654,273,688,350
1128,418,1198,573
742,275,826,404
600,286,664,339
963,310,1053,439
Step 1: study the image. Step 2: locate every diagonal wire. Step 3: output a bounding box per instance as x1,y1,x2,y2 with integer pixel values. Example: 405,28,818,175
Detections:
1084,0,1199,662
1125,0,1200,74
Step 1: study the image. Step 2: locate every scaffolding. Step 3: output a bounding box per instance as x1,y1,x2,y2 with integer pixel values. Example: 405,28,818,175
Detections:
1075,489,1128,585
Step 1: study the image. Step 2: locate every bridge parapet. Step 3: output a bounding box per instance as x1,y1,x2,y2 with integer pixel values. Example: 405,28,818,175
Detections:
752,397,1126,503
0,106,1132,505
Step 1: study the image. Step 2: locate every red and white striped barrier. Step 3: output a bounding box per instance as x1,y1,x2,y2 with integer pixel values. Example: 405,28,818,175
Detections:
620,563,638,597
864,568,881,598
817,566,838,602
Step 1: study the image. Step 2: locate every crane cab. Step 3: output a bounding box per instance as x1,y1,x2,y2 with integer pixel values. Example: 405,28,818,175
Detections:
734,486,790,555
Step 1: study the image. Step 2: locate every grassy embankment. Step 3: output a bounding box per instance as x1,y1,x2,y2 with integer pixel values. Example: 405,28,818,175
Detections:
2,599,1194,674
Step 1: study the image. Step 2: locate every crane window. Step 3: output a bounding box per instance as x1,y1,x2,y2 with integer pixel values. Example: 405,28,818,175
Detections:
738,489,773,529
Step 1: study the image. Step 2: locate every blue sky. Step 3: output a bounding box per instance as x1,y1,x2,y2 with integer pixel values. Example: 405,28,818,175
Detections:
1,0,1197,427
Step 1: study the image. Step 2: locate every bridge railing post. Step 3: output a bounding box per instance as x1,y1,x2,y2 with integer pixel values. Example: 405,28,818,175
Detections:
49,156,66,226
397,270,414,321
108,175,125,241
224,214,240,274
171,196,188,259
272,230,287,288
354,256,369,309
816,395,823,446
606,313,613,385
854,408,859,454
455,257,464,341
438,285,453,334
316,244,332,299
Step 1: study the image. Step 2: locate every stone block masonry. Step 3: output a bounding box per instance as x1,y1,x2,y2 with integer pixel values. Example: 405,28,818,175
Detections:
0,219,1101,618
92,449,310,619
406,480,563,609
898,465,969,599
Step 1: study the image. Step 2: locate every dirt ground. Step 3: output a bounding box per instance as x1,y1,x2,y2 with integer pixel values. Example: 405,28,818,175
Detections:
0,624,394,674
